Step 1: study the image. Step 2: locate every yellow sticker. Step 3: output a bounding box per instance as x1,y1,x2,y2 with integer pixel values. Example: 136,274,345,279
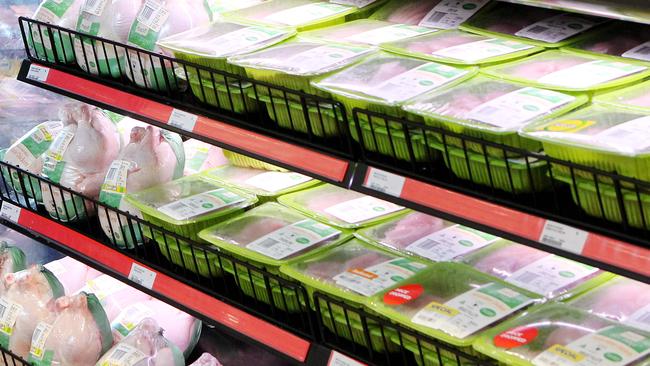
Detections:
537,119,597,133
547,344,586,362
423,301,460,317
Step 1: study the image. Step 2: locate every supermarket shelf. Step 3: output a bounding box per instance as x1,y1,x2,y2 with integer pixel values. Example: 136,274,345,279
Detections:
0,347,28,365
500,0,650,24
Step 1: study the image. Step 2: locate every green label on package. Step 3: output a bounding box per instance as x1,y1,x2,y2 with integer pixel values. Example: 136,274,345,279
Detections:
334,257,427,296
263,2,351,26
406,224,499,262
38,0,76,21
538,60,646,89
507,255,597,296
244,171,312,193
203,26,286,57
324,196,404,224
432,38,534,63
515,14,603,43
345,24,435,45
157,188,245,221
283,44,369,74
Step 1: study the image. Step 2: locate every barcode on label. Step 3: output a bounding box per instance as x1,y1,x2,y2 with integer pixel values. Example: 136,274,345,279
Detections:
540,235,564,248
0,303,7,319
32,327,42,342
475,106,499,116
85,0,98,9
140,4,155,21
164,202,186,212
527,26,549,34
414,239,440,250
257,238,279,248
426,11,447,23
111,349,127,360
106,167,118,181
512,271,540,284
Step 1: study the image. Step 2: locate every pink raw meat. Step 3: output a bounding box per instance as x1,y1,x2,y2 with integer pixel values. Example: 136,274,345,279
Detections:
571,278,650,323
509,57,587,79
469,243,548,279
382,212,447,249
543,317,609,350
191,353,223,366
405,34,477,54
44,257,101,295
380,0,439,25
588,36,646,56
231,217,290,244
304,251,388,280
79,274,151,321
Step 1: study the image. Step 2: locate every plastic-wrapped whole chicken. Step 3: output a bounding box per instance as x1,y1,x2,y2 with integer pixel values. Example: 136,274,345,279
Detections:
190,353,222,366
1,120,63,202
98,126,184,249
44,257,101,295
111,298,201,358
473,303,650,366
370,0,488,29
569,276,650,331
462,241,611,300
183,139,227,176
30,0,83,63
0,265,64,359
74,0,143,77
0,240,26,280
124,0,209,90
77,275,151,321
96,318,184,366
300,19,436,46
40,103,121,222
27,292,113,366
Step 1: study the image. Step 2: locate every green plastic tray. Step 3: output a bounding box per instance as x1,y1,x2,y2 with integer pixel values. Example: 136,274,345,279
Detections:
222,151,287,171
199,202,350,312
155,236,224,278
350,121,437,163
397,335,472,366
556,173,650,230
594,79,650,113
429,140,551,193
188,78,259,114
381,30,542,67
369,263,541,361
280,238,430,352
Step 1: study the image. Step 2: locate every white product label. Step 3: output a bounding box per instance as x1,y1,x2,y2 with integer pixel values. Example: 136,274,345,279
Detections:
136,0,170,33
595,116,650,152
85,276,127,300
406,224,499,262
263,2,351,26
515,14,603,43
625,304,650,332
83,0,108,16
324,196,404,224
29,322,53,360
539,220,588,255
102,160,132,194
419,0,489,29
432,38,534,63
205,26,285,56
44,261,66,278
128,263,157,290
365,167,405,198
46,130,74,162
412,283,534,339
330,0,378,8
168,109,198,132
345,24,435,45
538,60,646,89
0,298,22,335
465,87,575,129
244,171,312,193
26,64,50,82
506,255,598,296
104,344,148,366
0,202,21,223
285,45,368,73
532,326,650,366
246,219,341,260
328,351,366,366
371,63,468,102
113,303,155,335
157,188,245,221
622,41,650,62
334,258,426,296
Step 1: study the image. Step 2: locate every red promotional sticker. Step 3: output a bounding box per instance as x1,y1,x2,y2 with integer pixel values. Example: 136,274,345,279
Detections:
493,326,539,348
383,284,424,306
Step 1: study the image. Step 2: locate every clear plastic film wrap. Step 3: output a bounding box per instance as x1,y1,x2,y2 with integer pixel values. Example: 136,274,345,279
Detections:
183,139,227,177
300,19,436,46
44,256,100,295
203,0,267,21
369,0,488,29
567,22,650,62
77,274,151,321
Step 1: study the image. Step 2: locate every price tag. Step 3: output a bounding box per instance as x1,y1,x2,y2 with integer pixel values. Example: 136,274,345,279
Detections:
168,109,198,132
0,202,21,223
330,0,378,7
364,168,405,197
328,351,366,366
128,263,156,289
539,220,588,255
26,64,50,82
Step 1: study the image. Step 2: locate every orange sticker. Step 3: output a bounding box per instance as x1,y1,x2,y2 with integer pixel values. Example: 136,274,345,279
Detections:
494,326,539,348
383,284,423,306
348,268,378,280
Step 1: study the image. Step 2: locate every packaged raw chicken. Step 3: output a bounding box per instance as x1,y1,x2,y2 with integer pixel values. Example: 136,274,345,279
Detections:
223,0,359,32
183,139,227,176
203,165,317,203
97,318,184,366
370,0,489,29
190,353,222,366
0,242,25,286
44,256,101,295
1,120,63,202
569,276,650,331
520,104,650,181
567,22,650,62
473,303,650,366
356,211,502,262
460,2,607,47
382,29,542,66
402,75,587,155
300,19,437,46
40,103,121,222
203,0,267,21
369,263,541,361
27,292,113,366
124,0,210,90
278,183,406,229
29,0,83,63
461,241,611,300
595,80,650,113
111,298,201,358
482,50,650,93
77,274,151,321
98,126,185,249
0,265,64,359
